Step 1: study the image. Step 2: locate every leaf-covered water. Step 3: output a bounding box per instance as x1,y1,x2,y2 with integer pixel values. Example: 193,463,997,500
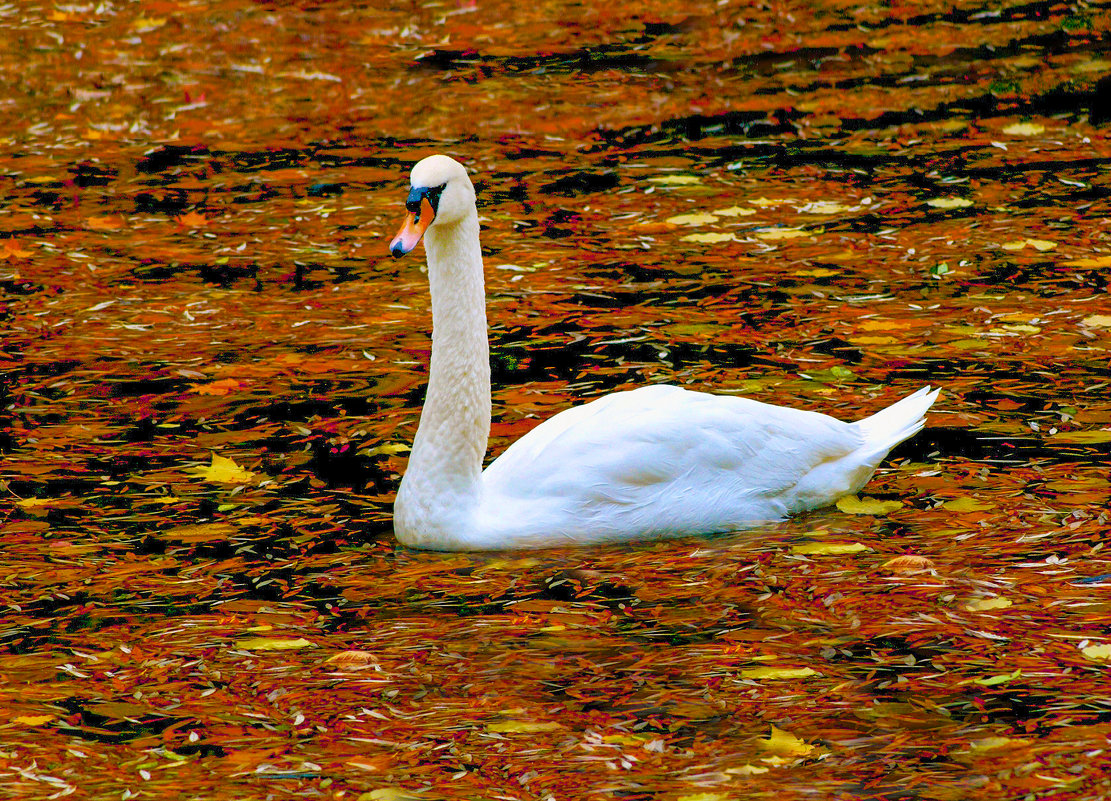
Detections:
1,0,1109,798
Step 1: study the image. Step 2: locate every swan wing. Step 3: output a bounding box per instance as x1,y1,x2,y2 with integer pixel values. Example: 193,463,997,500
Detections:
480,385,873,541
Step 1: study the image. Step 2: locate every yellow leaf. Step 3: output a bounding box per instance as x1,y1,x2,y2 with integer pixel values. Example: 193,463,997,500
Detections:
969,736,1026,752
726,764,770,775
1001,238,1056,251
836,495,904,515
1002,122,1044,136
798,201,849,214
926,197,973,209
758,725,814,757
975,668,1022,686
190,453,256,483
648,175,701,185
755,227,809,240
713,205,756,217
739,666,819,680
16,497,53,508
362,790,424,801
677,794,732,801
943,497,996,512
1081,643,1111,661
235,637,313,651
1064,256,1111,268
964,597,1012,611
666,212,719,225
1001,324,1040,334
132,16,168,32
681,232,735,244
486,720,562,733
364,442,411,456
749,197,793,207
15,714,55,726
851,335,899,345
791,542,868,556
1080,315,1111,328
1052,430,1111,444
794,267,839,277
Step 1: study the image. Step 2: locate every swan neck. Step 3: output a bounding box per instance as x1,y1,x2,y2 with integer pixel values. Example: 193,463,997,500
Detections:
396,210,490,545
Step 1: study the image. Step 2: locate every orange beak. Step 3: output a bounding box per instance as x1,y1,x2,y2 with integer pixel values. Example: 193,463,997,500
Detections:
389,197,435,257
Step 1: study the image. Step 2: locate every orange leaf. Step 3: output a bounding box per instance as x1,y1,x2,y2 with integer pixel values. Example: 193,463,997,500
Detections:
0,239,32,259
86,215,125,231
176,211,208,228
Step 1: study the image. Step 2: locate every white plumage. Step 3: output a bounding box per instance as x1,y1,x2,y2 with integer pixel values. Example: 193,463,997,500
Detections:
389,155,938,550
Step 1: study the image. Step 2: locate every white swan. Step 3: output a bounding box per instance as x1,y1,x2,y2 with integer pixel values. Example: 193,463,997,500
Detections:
388,154,938,550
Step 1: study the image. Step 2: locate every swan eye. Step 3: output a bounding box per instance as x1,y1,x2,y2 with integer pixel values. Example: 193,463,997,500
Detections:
406,184,446,218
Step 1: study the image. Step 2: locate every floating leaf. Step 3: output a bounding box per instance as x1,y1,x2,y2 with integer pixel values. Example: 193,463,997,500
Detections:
883,555,935,572
798,201,849,214
681,232,735,243
965,597,1012,611
758,725,814,757
677,794,732,801
943,497,996,512
1001,238,1057,251
1081,643,1111,661
86,215,125,231
235,637,313,651
364,442,411,456
1080,315,1111,328
926,197,973,209
836,495,904,515
1002,122,1045,135
975,669,1022,687
713,205,756,217
755,227,809,240
969,737,1027,752
648,175,701,185
726,765,770,776
851,335,899,345
326,651,378,668
666,212,719,225
794,267,839,277
14,714,55,726
0,239,32,259
189,453,257,483
486,720,562,733
749,197,793,207
791,542,868,556
191,378,242,396
362,790,425,801
740,666,819,680
176,210,208,227
1064,256,1111,268
1052,430,1111,444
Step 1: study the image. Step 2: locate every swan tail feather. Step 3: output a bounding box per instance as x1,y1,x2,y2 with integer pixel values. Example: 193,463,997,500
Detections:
854,386,940,454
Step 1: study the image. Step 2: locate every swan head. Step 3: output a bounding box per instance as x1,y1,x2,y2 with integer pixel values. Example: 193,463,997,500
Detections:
390,155,475,257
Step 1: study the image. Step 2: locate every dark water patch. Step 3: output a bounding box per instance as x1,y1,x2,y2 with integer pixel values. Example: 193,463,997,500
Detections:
53,697,185,745
71,161,117,187
137,144,212,174
107,376,194,398
133,187,191,214
414,46,670,79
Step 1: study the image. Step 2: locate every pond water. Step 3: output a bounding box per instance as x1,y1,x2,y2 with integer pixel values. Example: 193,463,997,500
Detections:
1,1,1110,799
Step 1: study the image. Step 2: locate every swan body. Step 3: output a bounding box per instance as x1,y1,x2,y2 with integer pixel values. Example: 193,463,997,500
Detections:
389,155,938,550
